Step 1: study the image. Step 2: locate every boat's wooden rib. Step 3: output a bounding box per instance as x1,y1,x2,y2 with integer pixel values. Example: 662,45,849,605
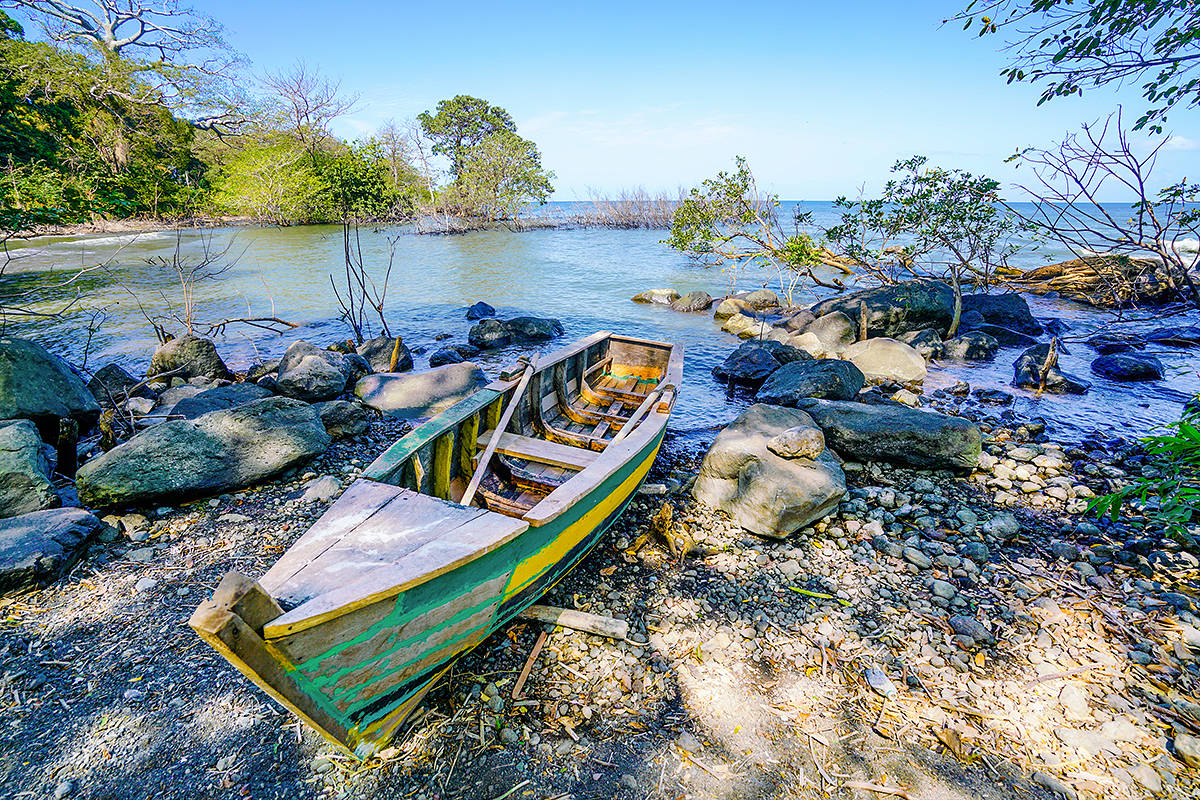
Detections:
190,330,682,758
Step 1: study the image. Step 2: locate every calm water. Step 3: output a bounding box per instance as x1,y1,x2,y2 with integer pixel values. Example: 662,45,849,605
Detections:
4,202,1198,441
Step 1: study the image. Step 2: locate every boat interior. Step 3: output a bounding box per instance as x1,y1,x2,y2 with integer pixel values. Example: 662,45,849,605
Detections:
256,331,682,617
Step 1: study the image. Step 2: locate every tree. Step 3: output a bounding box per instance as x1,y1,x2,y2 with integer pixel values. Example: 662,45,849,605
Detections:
1010,112,1200,308
417,95,516,180
825,157,1022,335
260,61,357,165
953,0,1200,132
454,131,554,223
212,137,324,225
666,156,832,301
318,140,395,221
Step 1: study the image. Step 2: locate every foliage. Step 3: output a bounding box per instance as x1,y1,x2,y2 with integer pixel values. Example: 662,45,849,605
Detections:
418,95,516,180
318,140,396,221
212,137,324,226
953,0,1200,132
452,131,554,223
1091,407,1200,549
666,156,830,302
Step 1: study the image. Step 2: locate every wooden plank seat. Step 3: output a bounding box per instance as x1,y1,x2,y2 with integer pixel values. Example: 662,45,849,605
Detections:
476,429,599,471
582,372,655,406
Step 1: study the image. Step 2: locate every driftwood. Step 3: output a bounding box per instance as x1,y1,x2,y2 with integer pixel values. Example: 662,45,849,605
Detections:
1007,256,1190,308
518,604,629,640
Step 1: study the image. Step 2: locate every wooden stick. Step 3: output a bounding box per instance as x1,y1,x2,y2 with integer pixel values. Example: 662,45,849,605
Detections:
518,604,629,640
609,384,668,445
511,629,547,700
460,358,535,507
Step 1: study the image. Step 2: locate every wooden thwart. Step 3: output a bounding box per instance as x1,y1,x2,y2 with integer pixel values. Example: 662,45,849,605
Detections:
477,429,599,471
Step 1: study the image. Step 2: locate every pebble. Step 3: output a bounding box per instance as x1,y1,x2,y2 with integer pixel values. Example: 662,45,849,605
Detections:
53,780,74,799
902,547,932,569
134,577,159,593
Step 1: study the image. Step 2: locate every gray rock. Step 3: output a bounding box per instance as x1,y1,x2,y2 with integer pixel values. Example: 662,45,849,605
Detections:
88,363,155,408
465,301,496,320
356,335,414,373
742,288,781,309
961,293,1043,335
276,341,368,402
670,290,713,312
1091,353,1164,381
943,331,1000,361
355,363,488,419
960,541,990,563
1013,344,1091,394
930,578,957,599
76,397,329,507
428,347,466,367
468,317,564,350
802,311,858,354
756,359,865,404
164,383,273,420
0,421,57,518
631,288,680,305
713,341,811,387
983,513,1021,539
842,338,927,385
299,475,340,503
896,328,945,360
713,297,752,320
782,309,817,333
797,399,981,472
1174,732,1200,768
809,280,955,338
313,400,369,438
147,335,231,381
948,615,995,645
0,508,103,593
903,547,932,569
964,323,1038,347
0,336,100,434
693,404,846,539
766,426,825,459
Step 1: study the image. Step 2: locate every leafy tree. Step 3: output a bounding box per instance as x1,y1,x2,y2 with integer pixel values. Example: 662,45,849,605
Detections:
666,156,830,301
953,0,1200,132
453,131,554,223
318,140,396,221
418,95,516,180
212,137,324,225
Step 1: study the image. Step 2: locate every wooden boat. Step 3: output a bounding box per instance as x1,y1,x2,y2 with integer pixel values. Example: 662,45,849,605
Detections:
189,331,682,756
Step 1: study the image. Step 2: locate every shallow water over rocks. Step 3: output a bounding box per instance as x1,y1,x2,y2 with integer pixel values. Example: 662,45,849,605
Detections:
5,220,1198,442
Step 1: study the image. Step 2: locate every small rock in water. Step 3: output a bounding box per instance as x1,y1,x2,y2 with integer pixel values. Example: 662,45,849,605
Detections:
865,667,898,698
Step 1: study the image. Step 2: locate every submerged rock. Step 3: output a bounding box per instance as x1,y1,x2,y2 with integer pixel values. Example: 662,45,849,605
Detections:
1086,332,1145,354
465,301,496,320
842,338,927,386
943,330,1000,361
1091,353,1164,382
809,280,955,338
356,335,414,373
670,291,713,312
798,398,981,471
961,293,1043,335
355,362,488,419
1012,344,1091,394
631,289,680,305
1147,325,1200,347
0,336,100,434
468,317,564,350
693,404,846,538
147,335,232,381
0,508,104,594
76,397,329,507
756,359,865,404
963,323,1038,348
0,420,57,518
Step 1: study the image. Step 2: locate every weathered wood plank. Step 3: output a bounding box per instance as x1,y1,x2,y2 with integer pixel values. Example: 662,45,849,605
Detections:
431,431,454,500
477,429,599,470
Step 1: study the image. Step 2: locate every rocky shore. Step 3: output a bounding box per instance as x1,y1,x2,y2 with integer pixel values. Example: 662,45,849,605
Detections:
0,280,1197,800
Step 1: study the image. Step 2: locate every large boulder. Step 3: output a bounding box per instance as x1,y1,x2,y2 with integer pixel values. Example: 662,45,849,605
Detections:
842,338,927,386
1012,344,1091,394
943,331,1000,361
693,404,846,539
356,335,414,373
0,508,103,594
276,341,369,402
0,421,57,518
147,335,232,381
742,289,781,309
312,400,369,438
797,399,981,472
810,280,955,338
802,311,858,355
961,293,1043,335
756,359,865,405
87,363,155,408
0,336,100,435
161,383,274,420
1091,353,1164,382
468,317,564,350
631,289,680,305
713,297,753,320
355,362,488,419
670,291,713,312
712,341,811,387
76,397,330,507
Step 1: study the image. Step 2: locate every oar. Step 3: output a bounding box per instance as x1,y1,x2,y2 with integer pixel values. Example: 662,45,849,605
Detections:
460,356,537,508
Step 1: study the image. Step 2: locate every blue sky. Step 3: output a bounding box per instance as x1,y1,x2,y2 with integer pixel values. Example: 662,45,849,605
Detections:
29,1,1200,199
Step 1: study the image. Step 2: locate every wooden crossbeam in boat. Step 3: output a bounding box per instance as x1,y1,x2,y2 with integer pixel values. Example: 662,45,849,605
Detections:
477,429,599,471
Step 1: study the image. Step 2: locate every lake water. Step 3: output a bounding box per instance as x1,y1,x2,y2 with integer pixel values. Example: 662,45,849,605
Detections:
4,202,1198,442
